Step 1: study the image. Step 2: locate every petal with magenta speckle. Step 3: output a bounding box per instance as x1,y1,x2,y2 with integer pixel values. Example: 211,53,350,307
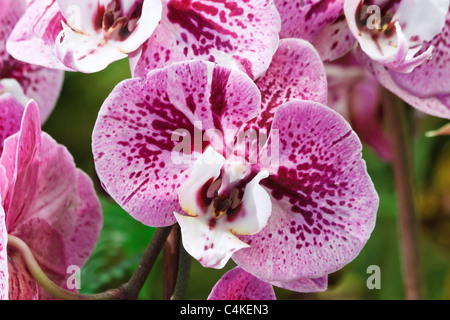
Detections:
208,267,276,300
93,60,261,227
130,0,281,80
233,101,378,282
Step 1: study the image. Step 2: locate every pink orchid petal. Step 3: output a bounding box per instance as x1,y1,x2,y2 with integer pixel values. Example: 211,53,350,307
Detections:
1,101,41,231
394,0,449,46
1,101,102,296
247,39,328,133
274,0,355,61
348,80,391,161
0,204,7,300
1,0,64,122
6,0,69,71
93,60,260,227
64,170,103,268
7,251,39,300
356,47,450,119
274,0,343,41
208,267,276,300
0,94,25,156
11,217,67,276
326,55,392,161
269,275,328,293
130,0,281,80
389,13,450,98
233,101,378,281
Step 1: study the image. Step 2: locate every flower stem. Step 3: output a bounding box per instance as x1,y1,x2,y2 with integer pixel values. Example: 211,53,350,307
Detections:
163,224,180,299
382,89,424,300
171,243,191,300
7,235,119,300
117,225,174,299
7,225,174,300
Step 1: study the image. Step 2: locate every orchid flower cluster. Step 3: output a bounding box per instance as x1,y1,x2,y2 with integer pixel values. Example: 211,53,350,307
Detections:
0,0,449,300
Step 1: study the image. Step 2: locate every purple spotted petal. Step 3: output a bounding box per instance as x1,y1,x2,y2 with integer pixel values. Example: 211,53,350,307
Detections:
6,0,69,70
0,204,7,300
233,101,378,282
274,0,355,61
130,0,281,80
356,47,450,119
389,13,450,98
246,38,327,133
207,267,276,300
269,275,328,293
93,60,261,227
0,94,24,156
1,0,64,122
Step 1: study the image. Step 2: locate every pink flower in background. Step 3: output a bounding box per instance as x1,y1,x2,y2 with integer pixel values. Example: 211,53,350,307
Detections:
345,0,449,73
326,52,391,161
7,0,163,73
355,8,450,120
93,41,378,292
1,0,64,122
273,0,356,62
0,101,102,299
207,267,276,300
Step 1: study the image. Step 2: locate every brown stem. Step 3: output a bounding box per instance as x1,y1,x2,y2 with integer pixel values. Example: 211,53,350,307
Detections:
171,242,191,300
382,89,424,300
118,225,174,299
163,224,180,299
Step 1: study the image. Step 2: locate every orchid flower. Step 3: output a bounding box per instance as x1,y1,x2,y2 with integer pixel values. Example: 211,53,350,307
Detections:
7,0,281,79
7,0,163,73
1,0,64,122
273,0,356,62
355,9,450,120
326,52,391,161
0,101,102,299
207,267,276,300
93,39,378,292
344,0,450,73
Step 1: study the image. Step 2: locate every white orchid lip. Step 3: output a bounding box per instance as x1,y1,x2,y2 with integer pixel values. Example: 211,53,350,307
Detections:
175,147,272,269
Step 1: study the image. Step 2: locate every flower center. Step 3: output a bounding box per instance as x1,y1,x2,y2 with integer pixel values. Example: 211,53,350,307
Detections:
205,176,243,221
356,1,397,38
96,0,143,41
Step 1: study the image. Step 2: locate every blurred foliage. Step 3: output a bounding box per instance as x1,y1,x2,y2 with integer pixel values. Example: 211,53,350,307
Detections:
42,59,450,300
